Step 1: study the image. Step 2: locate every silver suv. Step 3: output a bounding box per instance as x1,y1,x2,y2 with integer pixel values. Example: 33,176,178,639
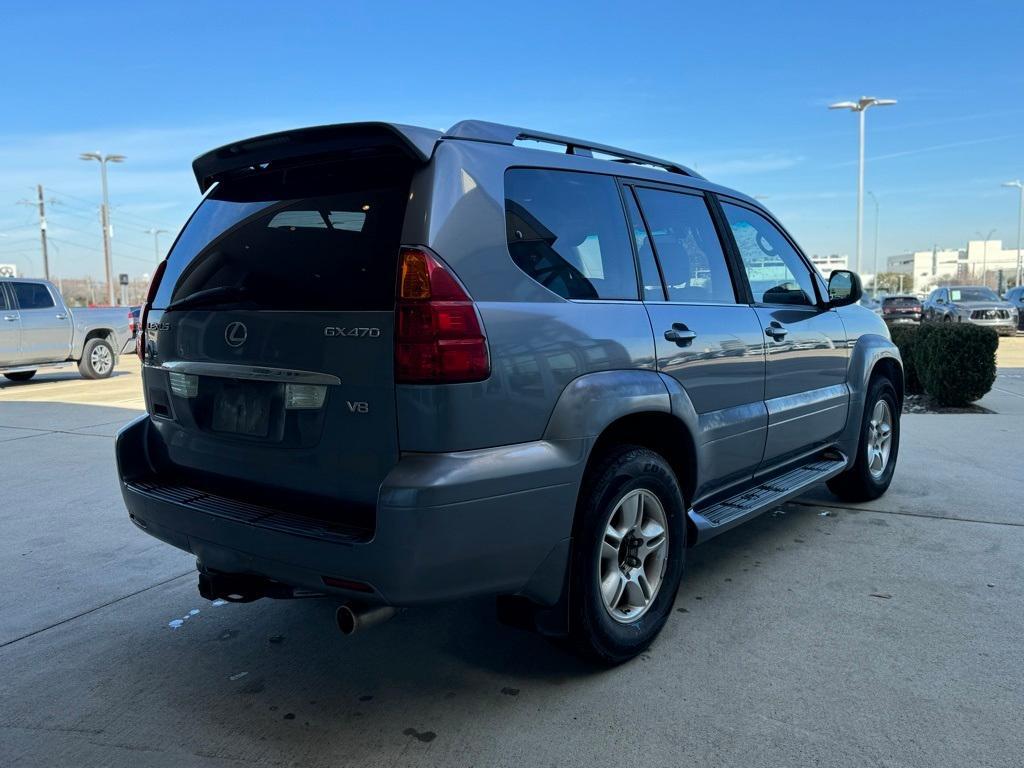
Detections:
117,120,903,663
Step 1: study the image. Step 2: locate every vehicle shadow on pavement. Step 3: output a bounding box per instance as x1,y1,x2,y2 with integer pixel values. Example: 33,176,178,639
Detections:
0,369,131,389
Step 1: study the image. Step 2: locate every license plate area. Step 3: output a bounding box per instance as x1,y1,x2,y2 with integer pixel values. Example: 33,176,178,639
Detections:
207,379,285,439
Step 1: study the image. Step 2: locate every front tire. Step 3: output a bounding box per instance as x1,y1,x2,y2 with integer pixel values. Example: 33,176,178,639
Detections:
78,338,115,379
3,370,36,382
568,446,686,665
828,376,900,502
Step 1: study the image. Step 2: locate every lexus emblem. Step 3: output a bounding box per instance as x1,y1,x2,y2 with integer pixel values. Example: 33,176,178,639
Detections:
224,321,248,348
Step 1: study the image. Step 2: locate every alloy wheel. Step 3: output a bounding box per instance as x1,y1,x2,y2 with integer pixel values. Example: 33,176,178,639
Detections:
598,488,670,623
866,399,893,479
91,344,113,376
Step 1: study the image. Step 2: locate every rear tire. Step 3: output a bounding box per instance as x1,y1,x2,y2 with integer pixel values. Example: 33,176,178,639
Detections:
3,370,36,382
568,445,686,665
827,376,900,502
78,338,115,379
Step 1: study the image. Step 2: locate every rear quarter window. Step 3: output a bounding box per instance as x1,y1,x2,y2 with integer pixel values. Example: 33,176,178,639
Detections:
12,282,55,309
504,169,638,300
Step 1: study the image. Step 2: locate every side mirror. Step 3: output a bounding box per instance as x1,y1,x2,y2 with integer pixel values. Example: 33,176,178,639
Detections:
827,269,862,308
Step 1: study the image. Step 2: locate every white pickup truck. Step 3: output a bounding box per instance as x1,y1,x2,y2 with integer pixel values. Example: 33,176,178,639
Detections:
0,278,133,382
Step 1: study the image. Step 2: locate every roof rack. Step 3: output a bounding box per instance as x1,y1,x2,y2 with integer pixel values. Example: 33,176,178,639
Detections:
443,120,705,180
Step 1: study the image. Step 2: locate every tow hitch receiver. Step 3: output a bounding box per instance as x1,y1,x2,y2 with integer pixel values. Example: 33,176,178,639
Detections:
198,568,322,603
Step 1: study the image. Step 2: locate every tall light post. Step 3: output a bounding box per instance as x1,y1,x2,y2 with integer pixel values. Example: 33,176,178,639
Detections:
145,228,169,263
829,97,897,274
975,228,996,287
80,152,126,305
867,190,880,295
1002,180,1023,288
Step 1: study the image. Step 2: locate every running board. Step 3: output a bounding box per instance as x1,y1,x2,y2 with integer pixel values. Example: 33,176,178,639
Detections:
689,454,848,542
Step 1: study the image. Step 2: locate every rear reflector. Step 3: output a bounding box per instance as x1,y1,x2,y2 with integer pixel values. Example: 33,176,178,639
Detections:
285,383,327,409
395,247,489,383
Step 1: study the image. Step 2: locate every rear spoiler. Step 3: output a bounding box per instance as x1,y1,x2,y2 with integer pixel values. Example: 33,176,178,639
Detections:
191,122,442,192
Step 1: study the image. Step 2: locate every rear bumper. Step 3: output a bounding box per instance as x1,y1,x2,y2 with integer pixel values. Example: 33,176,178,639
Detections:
116,415,583,606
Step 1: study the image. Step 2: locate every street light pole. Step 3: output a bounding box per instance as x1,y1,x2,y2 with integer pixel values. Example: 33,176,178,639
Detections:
867,191,880,295
1003,181,1023,288
829,97,897,275
80,152,126,305
145,228,169,263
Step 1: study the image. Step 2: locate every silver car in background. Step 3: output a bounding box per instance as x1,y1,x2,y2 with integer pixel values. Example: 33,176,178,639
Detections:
923,285,1018,334
0,278,133,382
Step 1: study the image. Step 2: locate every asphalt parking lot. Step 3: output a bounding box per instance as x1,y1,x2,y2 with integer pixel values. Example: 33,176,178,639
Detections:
2,350,1023,767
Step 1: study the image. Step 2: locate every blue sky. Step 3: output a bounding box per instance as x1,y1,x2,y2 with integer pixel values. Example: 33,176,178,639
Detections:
1,0,1022,280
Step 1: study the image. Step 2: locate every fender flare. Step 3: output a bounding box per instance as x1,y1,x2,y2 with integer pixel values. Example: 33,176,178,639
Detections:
838,333,903,455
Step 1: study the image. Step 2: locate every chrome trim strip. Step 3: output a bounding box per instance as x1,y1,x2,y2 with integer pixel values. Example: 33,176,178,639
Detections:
160,361,341,386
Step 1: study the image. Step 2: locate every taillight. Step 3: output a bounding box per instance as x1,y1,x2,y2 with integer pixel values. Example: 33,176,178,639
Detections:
395,247,489,383
137,260,167,361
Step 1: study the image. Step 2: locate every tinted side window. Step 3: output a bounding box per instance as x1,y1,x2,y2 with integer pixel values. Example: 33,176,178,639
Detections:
0,286,9,311
505,169,638,300
635,188,735,304
721,203,816,306
12,282,55,310
623,189,665,301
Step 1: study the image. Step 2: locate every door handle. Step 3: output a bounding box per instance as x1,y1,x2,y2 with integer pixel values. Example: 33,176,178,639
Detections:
55,313,68,320
664,323,697,346
3,315,18,322
765,322,788,340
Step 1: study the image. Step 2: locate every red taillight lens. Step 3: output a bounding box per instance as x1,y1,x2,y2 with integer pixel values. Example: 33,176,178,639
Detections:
395,247,489,383
137,260,167,361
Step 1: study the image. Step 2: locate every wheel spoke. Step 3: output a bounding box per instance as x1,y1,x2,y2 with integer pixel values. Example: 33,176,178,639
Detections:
602,571,626,610
637,571,654,602
639,533,666,562
869,450,882,472
623,575,646,608
619,492,641,530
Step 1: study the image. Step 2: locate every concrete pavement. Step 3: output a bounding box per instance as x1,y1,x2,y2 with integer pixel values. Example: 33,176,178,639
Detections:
2,355,1023,767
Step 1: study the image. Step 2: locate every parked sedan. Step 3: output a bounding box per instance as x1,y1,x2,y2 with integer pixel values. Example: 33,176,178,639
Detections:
923,285,1018,335
1004,287,1024,331
881,295,922,326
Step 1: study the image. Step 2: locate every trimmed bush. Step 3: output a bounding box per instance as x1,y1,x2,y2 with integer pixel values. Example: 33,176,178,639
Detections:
889,323,940,395
915,323,998,406
889,326,923,394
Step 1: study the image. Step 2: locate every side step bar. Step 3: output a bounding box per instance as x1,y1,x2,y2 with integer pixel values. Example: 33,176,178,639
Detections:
689,454,848,543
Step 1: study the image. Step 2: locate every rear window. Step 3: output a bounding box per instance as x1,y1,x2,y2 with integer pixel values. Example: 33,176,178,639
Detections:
505,169,637,300
151,158,411,311
882,296,920,307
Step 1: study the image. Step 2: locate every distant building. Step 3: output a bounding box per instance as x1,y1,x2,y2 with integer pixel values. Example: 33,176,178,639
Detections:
887,248,965,293
964,239,1019,280
886,239,1021,293
810,253,848,279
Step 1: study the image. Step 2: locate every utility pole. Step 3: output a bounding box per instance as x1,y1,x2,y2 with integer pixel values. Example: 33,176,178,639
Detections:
36,185,50,280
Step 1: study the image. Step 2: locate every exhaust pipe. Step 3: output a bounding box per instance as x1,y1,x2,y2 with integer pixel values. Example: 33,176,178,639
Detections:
336,603,397,636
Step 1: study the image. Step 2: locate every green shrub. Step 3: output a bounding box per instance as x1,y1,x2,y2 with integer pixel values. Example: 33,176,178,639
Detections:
888,326,923,394
915,323,998,406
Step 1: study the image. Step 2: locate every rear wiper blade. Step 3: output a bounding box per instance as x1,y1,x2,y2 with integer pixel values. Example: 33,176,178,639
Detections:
166,286,247,312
